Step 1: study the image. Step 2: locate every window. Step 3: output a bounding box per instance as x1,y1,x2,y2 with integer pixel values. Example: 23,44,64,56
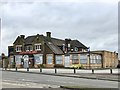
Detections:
96,55,102,64
68,44,70,47
15,55,22,65
16,45,22,52
90,55,102,64
62,44,65,51
56,55,63,64
72,54,79,64
35,43,41,51
26,46,33,51
80,54,88,64
90,55,96,64
75,47,78,52
34,54,43,64
47,54,53,64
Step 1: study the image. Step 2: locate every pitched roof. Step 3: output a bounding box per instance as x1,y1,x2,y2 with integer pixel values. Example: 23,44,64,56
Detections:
51,38,65,46
46,41,64,54
25,35,44,45
70,40,88,49
25,35,36,44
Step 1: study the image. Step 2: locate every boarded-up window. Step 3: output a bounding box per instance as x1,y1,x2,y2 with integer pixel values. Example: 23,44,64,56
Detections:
34,54,43,64
15,55,22,65
47,54,53,64
72,54,79,64
55,55,63,64
80,54,88,64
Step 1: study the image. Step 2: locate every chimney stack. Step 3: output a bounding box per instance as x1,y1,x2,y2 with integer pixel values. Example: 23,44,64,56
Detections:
46,32,51,41
20,35,25,39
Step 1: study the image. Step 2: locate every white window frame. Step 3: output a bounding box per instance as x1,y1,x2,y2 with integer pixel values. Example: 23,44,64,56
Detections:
68,44,70,47
16,45,22,52
35,43,41,51
26,46,33,51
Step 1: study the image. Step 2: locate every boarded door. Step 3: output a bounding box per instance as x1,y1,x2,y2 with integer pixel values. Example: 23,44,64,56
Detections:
23,55,29,68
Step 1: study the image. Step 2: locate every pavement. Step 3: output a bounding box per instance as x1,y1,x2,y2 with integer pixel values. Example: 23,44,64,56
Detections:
2,68,119,82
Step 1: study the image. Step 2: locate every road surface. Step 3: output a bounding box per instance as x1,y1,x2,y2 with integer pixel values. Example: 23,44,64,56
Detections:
2,71,119,88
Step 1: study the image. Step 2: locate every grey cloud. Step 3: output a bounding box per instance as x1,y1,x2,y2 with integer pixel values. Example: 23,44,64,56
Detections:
1,1,118,55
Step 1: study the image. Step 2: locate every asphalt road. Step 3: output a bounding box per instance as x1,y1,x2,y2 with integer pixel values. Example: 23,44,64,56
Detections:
2,71,119,88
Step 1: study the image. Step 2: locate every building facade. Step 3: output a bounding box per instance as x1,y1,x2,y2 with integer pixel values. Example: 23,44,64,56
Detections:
8,32,118,69
91,50,118,68
8,32,88,68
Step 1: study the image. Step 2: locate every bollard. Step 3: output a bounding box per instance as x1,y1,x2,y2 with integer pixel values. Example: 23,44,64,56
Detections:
74,68,76,74
110,69,112,74
55,68,57,73
27,67,29,72
5,67,7,70
40,68,42,72
16,67,17,71
92,69,94,74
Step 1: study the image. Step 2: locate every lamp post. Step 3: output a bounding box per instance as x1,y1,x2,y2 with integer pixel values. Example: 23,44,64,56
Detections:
88,47,91,69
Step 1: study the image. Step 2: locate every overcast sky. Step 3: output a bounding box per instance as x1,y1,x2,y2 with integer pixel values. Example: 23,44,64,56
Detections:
0,0,118,55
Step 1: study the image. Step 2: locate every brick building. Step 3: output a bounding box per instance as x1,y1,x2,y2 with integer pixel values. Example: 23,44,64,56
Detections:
8,32,88,68
8,32,118,69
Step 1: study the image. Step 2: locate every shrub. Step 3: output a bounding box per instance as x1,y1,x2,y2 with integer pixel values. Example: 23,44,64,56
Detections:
70,64,82,69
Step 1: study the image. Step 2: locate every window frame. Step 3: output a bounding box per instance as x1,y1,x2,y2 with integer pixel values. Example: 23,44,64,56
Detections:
35,43,41,51
26,46,33,51
47,54,53,64
71,54,79,64
80,54,88,64
55,55,63,64
16,45,22,52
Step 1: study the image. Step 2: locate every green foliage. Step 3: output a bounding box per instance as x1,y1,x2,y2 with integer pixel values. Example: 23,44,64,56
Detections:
40,64,45,68
70,64,83,69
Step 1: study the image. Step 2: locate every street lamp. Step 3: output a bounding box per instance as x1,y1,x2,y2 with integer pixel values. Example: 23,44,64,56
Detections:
88,47,91,69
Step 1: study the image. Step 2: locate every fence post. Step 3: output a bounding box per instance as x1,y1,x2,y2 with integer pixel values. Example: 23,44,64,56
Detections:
110,69,112,74
40,68,42,72
92,69,94,74
74,68,76,74
55,68,57,73
16,67,17,71
27,67,29,72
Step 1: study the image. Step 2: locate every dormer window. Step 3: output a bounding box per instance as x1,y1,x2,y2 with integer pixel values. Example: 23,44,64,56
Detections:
68,44,70,47
35,43,41,51
16,45,22,52
75,47,78,52
26,46,33,51
62,44,65,51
